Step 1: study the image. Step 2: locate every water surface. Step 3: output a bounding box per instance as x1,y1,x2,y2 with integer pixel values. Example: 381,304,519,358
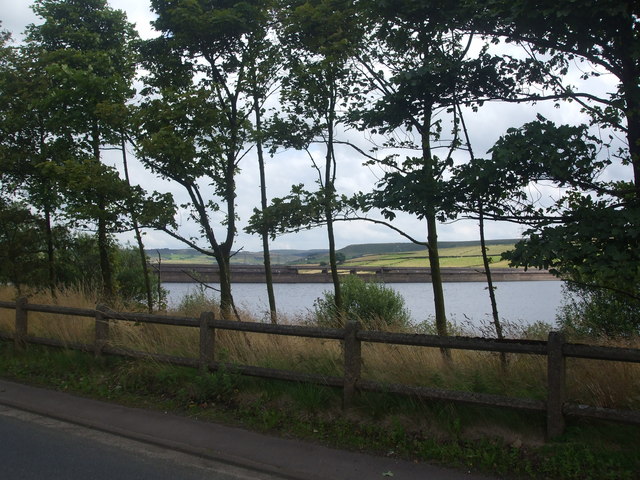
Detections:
164,281,565,330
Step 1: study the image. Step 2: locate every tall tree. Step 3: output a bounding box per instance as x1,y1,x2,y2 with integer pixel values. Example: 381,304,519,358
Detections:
350,0,513,336
139,0,273,317
251,0,365,316
0,28,74,296
476,1,640,303
24,0,140,301
244,18,282,323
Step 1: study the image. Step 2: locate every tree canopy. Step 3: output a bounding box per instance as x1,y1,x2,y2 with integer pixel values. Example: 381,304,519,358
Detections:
1,0,637,333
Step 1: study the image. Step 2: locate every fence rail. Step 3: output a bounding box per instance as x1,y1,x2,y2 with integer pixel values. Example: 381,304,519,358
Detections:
1,298,639,440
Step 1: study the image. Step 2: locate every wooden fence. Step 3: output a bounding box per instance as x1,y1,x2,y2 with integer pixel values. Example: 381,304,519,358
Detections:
1,297,639,440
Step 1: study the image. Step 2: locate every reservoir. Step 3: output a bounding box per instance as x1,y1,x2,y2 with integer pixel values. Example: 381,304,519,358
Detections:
164,280,566,332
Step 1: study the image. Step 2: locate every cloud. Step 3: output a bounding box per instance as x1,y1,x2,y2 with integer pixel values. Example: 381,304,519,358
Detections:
0,0,38,39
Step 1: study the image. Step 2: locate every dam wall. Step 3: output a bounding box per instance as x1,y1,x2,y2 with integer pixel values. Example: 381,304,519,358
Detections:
155,264,556,283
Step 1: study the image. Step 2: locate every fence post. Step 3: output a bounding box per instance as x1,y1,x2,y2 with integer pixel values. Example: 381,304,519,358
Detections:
94,305,109,357
547,331,566,439
199,311,215,373
15,297,28,350
343,320,362,408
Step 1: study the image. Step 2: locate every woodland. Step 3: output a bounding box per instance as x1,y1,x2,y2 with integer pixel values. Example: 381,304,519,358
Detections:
1,0,638,335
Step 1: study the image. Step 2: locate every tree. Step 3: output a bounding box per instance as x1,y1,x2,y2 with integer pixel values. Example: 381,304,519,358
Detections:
0,200,49,294
477,0,639,197
468,0,640,333
469,116,640,333
0,27,74,296
138,0,273,317
448,111,508,343
244,2,282,323
348,0,513,336
249,0,365,316
24,0,141,301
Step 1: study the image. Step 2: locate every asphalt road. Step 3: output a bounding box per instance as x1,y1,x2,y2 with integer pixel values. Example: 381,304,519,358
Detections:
0,406,282,480
0,379,498,480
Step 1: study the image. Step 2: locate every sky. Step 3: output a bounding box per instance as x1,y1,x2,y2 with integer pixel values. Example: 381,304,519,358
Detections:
1,1,632,252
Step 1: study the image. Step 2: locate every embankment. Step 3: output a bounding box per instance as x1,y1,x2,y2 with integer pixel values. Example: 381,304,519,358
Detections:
155,264,555,283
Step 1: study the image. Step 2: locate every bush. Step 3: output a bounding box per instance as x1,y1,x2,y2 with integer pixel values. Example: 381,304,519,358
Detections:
313,275,410,330
556,283,640,338
413,317,465,336
176,285,219,317
114,246,166,308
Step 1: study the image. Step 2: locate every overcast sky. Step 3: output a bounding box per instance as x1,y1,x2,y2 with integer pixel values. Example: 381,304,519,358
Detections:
1,1,631,252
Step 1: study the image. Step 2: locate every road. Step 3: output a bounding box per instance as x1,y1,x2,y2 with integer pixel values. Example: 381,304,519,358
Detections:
0,379,498,480
0,406,281,480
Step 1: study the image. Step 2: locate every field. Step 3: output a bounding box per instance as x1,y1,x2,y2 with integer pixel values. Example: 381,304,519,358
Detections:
342,244,513,268
155,241,516,268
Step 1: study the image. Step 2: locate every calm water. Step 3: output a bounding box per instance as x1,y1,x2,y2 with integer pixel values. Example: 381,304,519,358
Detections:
164,281,566,330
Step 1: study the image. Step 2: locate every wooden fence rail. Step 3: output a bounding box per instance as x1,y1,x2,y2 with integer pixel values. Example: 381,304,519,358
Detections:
1,298,639,440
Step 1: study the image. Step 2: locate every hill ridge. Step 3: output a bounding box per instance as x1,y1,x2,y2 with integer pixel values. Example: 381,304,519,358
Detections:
153,239,520,266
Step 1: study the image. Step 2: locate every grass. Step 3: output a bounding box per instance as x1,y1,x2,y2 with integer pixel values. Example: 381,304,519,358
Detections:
156,242,516,268
1,285,639,479
341,244,514,268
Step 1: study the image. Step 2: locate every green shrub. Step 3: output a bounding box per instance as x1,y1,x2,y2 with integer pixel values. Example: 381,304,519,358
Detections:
556,283,640,338
313,275,410,330
176,285,219,317
413,316,465,336
114,246,167,308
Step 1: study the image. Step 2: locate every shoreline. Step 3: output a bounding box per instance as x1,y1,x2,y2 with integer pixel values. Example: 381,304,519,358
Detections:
155,264,556,284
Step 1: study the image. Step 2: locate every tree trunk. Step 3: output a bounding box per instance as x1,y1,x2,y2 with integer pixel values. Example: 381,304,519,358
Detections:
618,10,640,199
326,205,342,313
426,214,447,336
40,130,57,298
325,98,342,317
254,94,277,323
215,251,234,319
97,211,114,301
121,137,154,313
421,106,447,337
92,124,113,302
43,205,56,298
479,202,502,338
479,201,507,368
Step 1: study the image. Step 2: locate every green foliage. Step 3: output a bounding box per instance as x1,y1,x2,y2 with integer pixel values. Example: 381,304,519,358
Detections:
0,228,166,309
113,246,166,309
56,236,158,306
484,119,640,338
175,286,219,318
0,200,49,291
118,362,238,406
313,275,410,329
138,0,279,316
557,284,640,338
505,202,640,295
413,317,466,336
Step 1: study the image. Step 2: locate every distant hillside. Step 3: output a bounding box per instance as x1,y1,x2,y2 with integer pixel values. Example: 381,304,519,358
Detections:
153,239,519,266
152,247,329,265
338,239,517,258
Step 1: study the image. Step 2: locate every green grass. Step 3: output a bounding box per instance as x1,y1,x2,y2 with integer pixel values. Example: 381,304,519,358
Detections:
1,342,639,480
342,246,513,268
155,242,517,268
2,284,638,480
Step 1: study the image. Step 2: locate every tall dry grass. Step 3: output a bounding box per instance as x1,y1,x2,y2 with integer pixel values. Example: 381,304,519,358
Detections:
1,286,638,410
